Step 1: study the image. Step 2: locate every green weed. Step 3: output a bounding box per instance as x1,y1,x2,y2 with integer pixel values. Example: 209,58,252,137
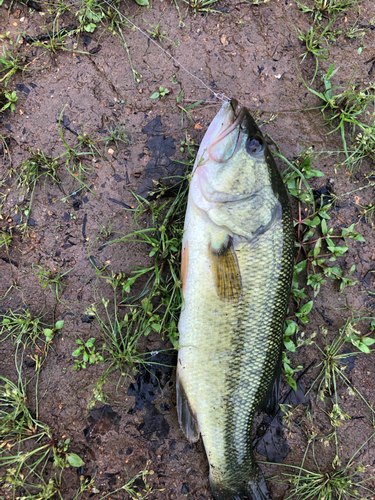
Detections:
302,63,375,171
281,148,363,296
102,122,130,152
174,91,204,129
0,89,17,113
72,337,104,370
7,149,59,234
84,290,159,374
26,23,77,56
275,147,366,390
32,265,72,320
150,86,170,100
183,0,221,14
76,0,109,33
280,461,374,500
0,371,84,500
115,26,143,83
0,229,12,249
98,459,158,500
311,320,375,403
357,198,375,226
296,16,340,83
345,13,372,54
0,134,11,165
0,308,63,350
144,16,171,44
0,46,27,87
11,149,60,191
295,0,362,21
244,0,271,4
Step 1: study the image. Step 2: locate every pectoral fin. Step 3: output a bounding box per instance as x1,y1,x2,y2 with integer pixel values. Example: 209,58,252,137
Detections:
176,372,200,442
209,236,242,302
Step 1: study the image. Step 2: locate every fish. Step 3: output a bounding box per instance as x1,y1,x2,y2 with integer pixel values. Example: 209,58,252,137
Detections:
177,99,294,500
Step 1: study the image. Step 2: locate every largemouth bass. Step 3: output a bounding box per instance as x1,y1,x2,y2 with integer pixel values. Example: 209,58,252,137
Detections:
177,99,294,500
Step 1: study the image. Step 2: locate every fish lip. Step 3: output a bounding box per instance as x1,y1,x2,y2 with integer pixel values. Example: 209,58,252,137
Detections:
209,103,256,153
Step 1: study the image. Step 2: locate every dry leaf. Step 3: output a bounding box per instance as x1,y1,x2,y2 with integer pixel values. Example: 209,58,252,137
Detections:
220,34,228,46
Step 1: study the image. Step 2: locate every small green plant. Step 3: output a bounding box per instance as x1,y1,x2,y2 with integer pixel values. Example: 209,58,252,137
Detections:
150,86,170,99
313,321,375,404
84,292,158,374
72,337,104,370
274,147,366,390
33,265,71,303
0,229,12,249
7,149,60,234
26,23,76,55
183,0,221,14
279,461,374,500
244,0,271,4
0,89,17,113
283,319,316,390
98,460,158,500
0,308,63,353
302,63,375,171
96,216,115,238
296,16,340,83
279,148,364,298
0,134,11,164
105,170,191,350
174,90,204,129
11,149,60,191
0,372,84,498
0,47,27,86
0,309,42,347
76,0,106,32
116,26,143,83
102,122,130,152
144,17,171,44
43,320,64,343
345,14,373,54
75,129,103,159
357,198,375,226
295,0,362,21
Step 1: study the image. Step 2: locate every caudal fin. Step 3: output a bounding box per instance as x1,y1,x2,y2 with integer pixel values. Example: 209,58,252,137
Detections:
210,466,271,500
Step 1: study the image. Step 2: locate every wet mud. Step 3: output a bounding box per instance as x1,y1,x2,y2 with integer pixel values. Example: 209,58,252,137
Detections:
1,0,375,499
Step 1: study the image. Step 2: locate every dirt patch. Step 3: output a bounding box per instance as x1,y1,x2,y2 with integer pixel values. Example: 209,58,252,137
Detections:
1,1,375,499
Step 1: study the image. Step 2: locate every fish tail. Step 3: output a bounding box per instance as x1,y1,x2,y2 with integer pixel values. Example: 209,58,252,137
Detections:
210,466,271,500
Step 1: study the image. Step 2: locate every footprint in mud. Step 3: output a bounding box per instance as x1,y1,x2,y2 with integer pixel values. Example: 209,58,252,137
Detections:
127,350,177,443
138,117,185,199
84,405,121,443
254,379,310,463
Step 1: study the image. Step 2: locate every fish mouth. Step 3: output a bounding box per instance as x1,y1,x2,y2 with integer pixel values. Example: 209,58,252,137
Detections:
207,100,260,163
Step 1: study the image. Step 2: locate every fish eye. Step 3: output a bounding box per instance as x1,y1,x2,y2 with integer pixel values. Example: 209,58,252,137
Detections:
246,135,265,156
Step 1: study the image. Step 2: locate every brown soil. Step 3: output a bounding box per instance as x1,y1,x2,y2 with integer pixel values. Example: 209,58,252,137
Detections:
1,1,375,499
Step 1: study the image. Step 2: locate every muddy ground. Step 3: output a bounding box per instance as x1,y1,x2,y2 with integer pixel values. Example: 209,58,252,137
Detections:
1,0,375,499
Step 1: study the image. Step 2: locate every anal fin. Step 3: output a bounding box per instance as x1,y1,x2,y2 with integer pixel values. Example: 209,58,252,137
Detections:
176,372,200,442
209,236,242,302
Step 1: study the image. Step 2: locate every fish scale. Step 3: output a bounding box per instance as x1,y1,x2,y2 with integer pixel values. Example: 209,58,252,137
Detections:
177,100,294,500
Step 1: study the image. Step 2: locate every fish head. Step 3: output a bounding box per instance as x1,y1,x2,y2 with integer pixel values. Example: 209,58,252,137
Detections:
191,100,275,207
